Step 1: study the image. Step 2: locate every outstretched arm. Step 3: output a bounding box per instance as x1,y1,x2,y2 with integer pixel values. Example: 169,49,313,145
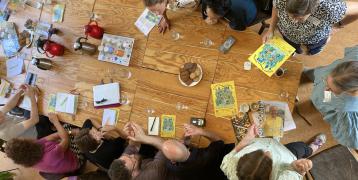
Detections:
126,122,164,150
234,124,258,152
46,113,69,150
0,87,24,113
19,85,39,130
183,123,221,142
340,1,358,26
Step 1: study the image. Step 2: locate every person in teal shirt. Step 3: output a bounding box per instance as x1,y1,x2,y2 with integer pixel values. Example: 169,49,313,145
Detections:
305,45,358,149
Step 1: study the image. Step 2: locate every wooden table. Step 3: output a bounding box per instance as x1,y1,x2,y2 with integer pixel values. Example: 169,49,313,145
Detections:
0,0,303,146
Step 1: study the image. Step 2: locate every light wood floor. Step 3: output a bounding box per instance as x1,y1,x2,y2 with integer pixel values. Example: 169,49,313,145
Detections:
1,1,358,179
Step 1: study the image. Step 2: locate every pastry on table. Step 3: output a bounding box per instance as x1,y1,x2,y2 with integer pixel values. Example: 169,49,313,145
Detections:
179,62,202,86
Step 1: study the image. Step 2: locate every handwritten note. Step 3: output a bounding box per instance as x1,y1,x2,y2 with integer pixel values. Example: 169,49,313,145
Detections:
6,56,24,77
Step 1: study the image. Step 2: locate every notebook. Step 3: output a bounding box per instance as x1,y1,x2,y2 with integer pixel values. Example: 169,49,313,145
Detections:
93,83,120,109
148,116,160,136
102,109,118,126
55,93,78,114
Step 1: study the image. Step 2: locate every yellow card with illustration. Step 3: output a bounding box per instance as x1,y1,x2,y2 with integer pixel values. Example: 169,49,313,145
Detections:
211,81,238,117
160,115,176,138
249,36,295,77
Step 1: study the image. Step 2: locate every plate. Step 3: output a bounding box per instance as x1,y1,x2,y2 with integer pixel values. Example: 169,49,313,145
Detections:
178,64,203,87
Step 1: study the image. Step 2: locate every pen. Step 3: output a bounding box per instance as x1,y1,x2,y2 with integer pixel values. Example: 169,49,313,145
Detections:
150,117,157,132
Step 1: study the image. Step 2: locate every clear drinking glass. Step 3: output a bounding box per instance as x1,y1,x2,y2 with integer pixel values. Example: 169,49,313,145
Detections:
279,91,289,102
120,93,130,105
176,102,189,111
146,107,155,116
171,31,181,41
200,38,214,47
118,68,132,79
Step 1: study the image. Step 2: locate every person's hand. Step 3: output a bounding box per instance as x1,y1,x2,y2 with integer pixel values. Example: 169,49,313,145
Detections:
241,123,258,144
123,122,134,138
158,17,170,34
291,159,313,175
20,84,39,97
127,122,147,143
184,123,203,137
101,125,116,134
262,29,274,43
205,17,218,25
48,113,60,124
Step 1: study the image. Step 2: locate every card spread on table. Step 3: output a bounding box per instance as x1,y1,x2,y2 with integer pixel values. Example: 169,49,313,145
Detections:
93,83,120,108
148,116,160,136
135,8,162,36
102,109,118,126
6,55,24,77
160,115,175,138
0,79,10,97
52,4,65,23
55,93,78,114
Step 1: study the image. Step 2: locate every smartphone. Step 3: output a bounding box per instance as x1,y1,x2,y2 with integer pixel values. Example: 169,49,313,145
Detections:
219,35,236,54
190,117,206,127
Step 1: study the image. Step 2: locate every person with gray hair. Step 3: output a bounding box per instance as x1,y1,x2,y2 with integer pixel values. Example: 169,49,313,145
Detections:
304,45,358,149
262,0,358,55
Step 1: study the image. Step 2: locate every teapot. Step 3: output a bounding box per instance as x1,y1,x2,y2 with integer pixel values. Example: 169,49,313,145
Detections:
84,20,104,39
74,37,97,55
36,37,65,57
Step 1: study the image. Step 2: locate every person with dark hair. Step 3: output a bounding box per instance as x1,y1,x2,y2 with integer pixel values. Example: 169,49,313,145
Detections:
201,0,257,31
108,122,170,180
162,123,234,180
221,124,326,180
73,119,127,170
262,0,358,55
5,113,79,174
304,45,358,149
0,84,55,141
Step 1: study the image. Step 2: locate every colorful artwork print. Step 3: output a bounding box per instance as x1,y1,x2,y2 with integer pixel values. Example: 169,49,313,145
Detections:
256,44,285,72
160,115,176,138
211,81,238,117
215,85,235,108
249,36,295,77
145,10,161,24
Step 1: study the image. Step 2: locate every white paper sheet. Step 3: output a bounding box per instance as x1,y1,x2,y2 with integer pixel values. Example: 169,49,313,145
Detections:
102,109,118,126
6,56,24,77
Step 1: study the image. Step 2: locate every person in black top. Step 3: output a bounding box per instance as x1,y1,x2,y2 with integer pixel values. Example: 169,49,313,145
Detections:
162,123,234,180
201,0,258,31
73,119,127,170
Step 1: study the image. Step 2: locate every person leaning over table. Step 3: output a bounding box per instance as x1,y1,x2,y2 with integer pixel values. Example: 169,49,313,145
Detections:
220,124,327,180
108,122,171,180
303,45,358,149
262,0,358,55
5,113,80,174
0,84,55,141
161,123,234,180
201,0,257,31
73,119,129,170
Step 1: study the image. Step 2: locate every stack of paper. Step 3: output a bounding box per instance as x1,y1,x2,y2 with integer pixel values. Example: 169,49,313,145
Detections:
93,83,121,109
102,109,118,126
55,93,78,114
